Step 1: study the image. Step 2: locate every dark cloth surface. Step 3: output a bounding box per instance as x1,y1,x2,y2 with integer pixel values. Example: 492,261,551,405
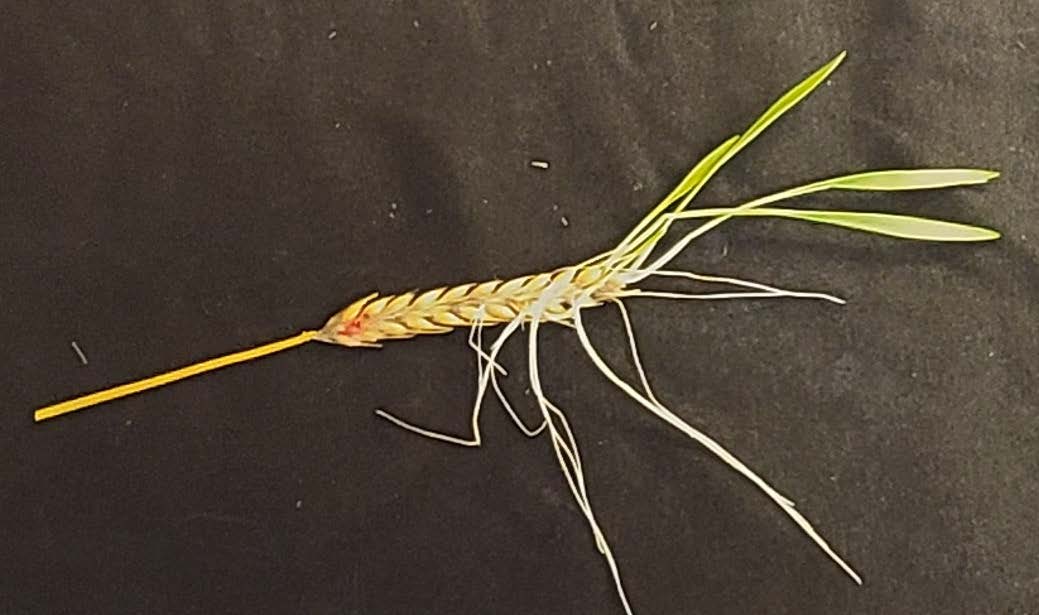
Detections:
3,3,1036,614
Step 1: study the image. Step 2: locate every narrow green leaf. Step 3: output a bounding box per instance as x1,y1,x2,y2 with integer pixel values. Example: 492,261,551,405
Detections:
734,51,847,155
682,168,1001,214
617,135,740,253
824,169,1000,191
661,51,848,223
676,207,1001,242
622,53,851,265
768,210,1001,241
659,135,741,210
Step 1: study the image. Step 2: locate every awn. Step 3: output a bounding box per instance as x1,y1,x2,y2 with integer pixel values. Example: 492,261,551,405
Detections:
35,51,1000,614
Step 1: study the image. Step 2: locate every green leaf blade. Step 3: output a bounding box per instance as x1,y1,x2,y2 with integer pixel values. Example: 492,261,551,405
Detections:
828,169,1000,192
761,209,1002,241
614,52,851,263
613,135,741,258
660,52,848,221
659,134,741,211
734,51,847,155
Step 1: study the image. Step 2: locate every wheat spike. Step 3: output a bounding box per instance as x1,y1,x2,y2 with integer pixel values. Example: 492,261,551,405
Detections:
315,265,621,347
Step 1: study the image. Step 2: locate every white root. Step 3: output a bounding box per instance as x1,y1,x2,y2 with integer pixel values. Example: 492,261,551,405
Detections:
376,266,860,613
374,311,525,446
572,303,863,585
620,289,828,302
376,264,860,615
527,312,634,615
622,268,846,305
376,265,860,615
612,299,663,407
475,312,546,437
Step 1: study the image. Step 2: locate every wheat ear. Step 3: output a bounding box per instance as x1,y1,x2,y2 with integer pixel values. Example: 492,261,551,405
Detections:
32,49,1003,615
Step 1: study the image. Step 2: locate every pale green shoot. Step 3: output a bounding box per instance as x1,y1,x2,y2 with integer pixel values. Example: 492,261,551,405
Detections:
671,207,1000,242
636,168,1000,277
813,168,999,191
615,50,849,265
608,135,741,257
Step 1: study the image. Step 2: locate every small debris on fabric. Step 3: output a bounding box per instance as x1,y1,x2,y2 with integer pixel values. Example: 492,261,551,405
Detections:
649,21,658,31
327,29,338,40
70,341,88,365
295,499,303,509
530,160,550,170
560,216,569,228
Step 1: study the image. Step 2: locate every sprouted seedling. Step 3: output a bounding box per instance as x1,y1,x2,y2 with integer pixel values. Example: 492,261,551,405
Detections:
34,51,1000,614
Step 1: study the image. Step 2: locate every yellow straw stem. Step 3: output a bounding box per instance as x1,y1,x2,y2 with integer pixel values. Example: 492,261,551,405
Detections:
34,330,319,423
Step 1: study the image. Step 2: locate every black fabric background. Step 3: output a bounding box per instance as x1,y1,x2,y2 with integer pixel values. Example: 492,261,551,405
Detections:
3,3,1037,614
